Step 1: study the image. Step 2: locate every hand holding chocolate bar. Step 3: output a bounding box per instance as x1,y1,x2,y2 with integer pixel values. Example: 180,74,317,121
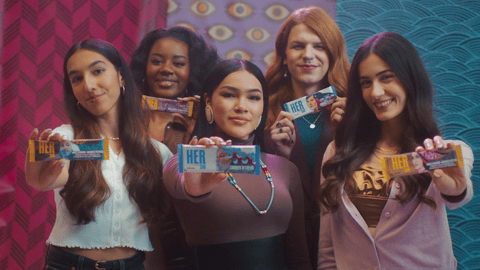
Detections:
25,128,70,191
381,136,467,197
181,136,233,197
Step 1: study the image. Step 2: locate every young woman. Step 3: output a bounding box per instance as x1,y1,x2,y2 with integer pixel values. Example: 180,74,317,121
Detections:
130,26,220,270
25,39,173,270
130,26,220,154
264,5,350,266
163,59,311,270
318,32,474,269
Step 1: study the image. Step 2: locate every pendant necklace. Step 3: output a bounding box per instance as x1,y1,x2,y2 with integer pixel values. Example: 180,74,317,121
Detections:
302,111,323,129
226,160,274,215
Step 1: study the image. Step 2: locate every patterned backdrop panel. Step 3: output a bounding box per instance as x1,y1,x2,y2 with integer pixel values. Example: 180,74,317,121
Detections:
0,1,167,269
166,0,336,72
336,0,480,269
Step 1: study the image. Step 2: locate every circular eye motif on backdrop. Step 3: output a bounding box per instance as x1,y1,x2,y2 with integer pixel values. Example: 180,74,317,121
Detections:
172,22,196,32
190,0,216,17
262,51,275,67
245,27,270,44
264,4,290,21
168,0,179,14
225,49,252,61
208,24,234,43
228,2,253,19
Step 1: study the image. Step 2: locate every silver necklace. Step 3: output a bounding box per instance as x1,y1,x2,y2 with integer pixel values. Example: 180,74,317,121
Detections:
302,111,323,129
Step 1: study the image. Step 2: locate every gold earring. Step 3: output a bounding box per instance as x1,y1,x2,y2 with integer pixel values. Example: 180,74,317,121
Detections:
205,105,214,124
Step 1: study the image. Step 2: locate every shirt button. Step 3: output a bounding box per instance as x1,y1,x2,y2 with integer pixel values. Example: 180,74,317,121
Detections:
385,212,391,217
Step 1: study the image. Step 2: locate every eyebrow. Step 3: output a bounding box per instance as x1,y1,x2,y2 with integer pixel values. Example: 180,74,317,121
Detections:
220,86,262,93
150,53,187,60
359,69,393,80
68,60,106,76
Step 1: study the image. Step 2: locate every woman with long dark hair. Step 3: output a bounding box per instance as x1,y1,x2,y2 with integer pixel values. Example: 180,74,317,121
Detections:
317,32,474,269
163,59,311,270
25,39,172,270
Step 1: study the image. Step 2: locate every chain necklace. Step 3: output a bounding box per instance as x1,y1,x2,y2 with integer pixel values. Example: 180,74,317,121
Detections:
226,160,274,215
302,111,323,129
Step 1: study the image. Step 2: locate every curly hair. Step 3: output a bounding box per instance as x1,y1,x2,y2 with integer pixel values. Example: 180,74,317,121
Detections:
130,26,220,97
265,5,350,127
318,32,440,213
62,38,168,225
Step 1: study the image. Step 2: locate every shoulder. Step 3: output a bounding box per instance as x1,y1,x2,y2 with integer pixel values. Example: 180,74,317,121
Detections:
150,138,174,165
52,124,74,139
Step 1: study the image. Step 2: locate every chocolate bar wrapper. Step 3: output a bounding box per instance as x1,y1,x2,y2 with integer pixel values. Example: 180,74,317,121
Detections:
177,144,261,175
381,145,463,181
143,95,194,116
283,85,337,119
29,138,109,162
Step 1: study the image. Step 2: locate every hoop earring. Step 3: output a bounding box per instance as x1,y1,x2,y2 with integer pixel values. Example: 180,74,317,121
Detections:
77,102,82,111
205,105,214,124
255,115,262,130
122,86,125,96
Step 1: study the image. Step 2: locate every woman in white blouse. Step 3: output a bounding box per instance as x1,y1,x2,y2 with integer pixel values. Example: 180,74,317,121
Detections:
25,39,172,270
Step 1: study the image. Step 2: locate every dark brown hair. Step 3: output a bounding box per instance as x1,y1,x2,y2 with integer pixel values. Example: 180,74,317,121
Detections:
61,39,168,225
318,32,440,212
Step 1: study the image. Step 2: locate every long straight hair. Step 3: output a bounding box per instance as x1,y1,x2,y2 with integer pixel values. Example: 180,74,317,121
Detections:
193,59,269,151
61,39,168,225
319,32,440,212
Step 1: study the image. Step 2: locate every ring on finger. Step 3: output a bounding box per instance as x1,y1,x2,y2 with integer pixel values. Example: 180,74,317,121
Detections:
276,121,282,127
279,128,283,133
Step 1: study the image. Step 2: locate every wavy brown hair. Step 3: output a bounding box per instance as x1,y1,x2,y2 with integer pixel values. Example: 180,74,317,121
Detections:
61,39,168,225
318,32,440,213
265,5,350,127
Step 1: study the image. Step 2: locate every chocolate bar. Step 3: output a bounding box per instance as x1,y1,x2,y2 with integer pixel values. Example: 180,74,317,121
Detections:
177,144,261,175
381,145,463,181
143,95,195,116
283,85,337,119
29,138,109,162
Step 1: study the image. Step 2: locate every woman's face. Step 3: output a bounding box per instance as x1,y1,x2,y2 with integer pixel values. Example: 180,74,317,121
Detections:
359,53,407,124
67,49,124,120
411,152,424,170
146,37,190,98
307,95,318,110
283,23,330,91
206,70,264,140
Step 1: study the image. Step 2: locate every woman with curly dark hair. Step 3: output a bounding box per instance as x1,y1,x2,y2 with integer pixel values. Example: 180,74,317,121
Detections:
317,32,474,269
25,38,172,270
130,26,220,154
130,26,220,270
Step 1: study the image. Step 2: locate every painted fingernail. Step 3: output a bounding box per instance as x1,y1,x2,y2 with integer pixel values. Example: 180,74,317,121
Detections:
425,140,433,150
433,172,440,178
61,161,67,167
433,136,443,147
415,146,423,152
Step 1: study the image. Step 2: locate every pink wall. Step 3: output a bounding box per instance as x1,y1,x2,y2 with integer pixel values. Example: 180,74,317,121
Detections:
0,1,167,269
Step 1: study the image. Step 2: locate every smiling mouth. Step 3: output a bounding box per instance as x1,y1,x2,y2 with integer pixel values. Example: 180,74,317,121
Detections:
88,94,105,102
375,99,393,108
230,117,249,124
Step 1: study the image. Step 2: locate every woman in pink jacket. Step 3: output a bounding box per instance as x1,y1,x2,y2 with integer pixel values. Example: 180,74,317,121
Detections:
317,32,474,269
